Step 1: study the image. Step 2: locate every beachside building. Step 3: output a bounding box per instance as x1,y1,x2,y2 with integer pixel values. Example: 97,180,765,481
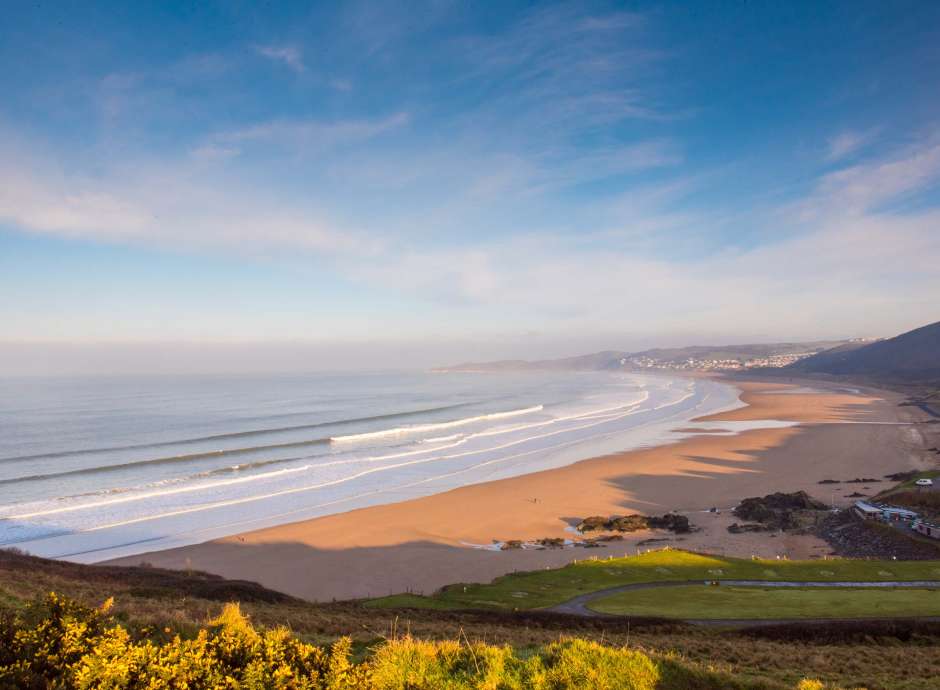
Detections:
852,500,918,523
912,519,940,540
881,505,919,522
853,500,883,521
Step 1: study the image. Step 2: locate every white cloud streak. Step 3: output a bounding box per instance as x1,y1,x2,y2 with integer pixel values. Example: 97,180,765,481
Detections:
825,128,880,162
351,137,940,338
255,44,305,73
212,112,410,152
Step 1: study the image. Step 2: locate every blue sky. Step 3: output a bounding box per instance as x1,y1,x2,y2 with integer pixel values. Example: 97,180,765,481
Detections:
1,1,939,371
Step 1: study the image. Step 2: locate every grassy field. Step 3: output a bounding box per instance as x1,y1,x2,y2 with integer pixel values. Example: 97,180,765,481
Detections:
877,470,940,495
366,549,940,612
589,585,940,620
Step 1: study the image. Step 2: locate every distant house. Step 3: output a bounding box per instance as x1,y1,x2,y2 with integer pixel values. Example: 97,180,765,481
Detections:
853,500,882,520
881,505,919,522
852,500,918,523
912,519,940,540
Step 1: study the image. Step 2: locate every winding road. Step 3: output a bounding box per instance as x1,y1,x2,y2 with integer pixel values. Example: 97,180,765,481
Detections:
546,579,940,623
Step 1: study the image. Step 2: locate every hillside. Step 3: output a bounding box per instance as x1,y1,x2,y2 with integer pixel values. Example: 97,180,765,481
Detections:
786,321,940,382
4,548,940,688
435,341,847,373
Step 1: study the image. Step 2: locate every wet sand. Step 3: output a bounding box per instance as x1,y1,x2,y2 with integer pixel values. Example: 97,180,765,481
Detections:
108,378,934,601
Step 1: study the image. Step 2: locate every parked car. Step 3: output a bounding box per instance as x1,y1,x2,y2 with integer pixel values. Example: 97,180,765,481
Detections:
915,478,934,487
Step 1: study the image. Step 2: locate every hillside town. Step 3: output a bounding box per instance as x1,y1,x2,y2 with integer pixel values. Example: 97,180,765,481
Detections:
623,351,818,371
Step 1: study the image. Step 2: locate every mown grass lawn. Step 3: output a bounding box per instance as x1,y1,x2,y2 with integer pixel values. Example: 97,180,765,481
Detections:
877,469,940,495
588,584,940,619
365,549,940,611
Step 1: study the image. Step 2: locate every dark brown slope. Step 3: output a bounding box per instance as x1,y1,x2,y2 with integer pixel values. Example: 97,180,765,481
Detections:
786,321,940,382
0,548,297,604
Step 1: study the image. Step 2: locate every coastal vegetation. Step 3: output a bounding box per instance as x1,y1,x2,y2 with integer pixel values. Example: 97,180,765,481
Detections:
0,591,871,689
4,548,940,688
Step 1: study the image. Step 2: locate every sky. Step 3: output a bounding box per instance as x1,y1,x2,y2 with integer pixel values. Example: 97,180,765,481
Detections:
1,1,939,373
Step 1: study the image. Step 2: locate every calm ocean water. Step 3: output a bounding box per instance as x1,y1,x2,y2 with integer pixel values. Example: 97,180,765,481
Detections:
0,370,743,562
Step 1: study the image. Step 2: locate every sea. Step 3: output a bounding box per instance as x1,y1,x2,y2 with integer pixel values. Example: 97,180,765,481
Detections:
0,370,749,562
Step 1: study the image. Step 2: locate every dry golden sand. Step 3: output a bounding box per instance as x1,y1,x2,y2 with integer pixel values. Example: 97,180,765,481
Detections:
108,378,935,601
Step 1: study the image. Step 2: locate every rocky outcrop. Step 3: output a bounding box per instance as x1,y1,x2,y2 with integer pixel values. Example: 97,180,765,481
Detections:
646,514,691,532
576,516,610,531
576,513,691,534
733,491,827,530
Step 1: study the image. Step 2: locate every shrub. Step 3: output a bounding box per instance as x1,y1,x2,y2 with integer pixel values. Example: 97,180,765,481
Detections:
534,638,659,690
0,594,368,689
370,637,524,689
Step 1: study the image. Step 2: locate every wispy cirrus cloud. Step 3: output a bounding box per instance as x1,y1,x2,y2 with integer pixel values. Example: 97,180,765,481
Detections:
351,134,940,338
0,136,370,255
806,135,940,216
452,4,663,126
825,127,880,162
254,44,305,73
1,122,938,342
212,112,410,150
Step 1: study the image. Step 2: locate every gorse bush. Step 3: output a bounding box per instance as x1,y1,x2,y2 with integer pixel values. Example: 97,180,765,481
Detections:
368,637,659,689
0,594,368,689
0,593,837,689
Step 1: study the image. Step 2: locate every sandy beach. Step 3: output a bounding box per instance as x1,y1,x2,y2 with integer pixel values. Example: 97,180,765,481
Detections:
108,377,935,601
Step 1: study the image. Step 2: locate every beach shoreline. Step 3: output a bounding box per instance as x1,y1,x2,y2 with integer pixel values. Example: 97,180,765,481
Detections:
106,376,934,601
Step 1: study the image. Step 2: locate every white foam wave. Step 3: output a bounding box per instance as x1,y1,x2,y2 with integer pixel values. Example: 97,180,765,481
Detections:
329,405,544,443
422,434,462,444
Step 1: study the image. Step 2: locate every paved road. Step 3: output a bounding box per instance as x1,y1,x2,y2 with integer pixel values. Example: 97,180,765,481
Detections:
911,401,940,419
546,579,940,622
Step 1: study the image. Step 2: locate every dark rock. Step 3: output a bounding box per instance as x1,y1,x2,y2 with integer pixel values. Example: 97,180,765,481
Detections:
577,513,691,534
733,491,828,531
607,514,648,532
647,513,691,533
576,515,609,532
727,522,768,534
818,479,841,484
590,534,624,543
500,540,523,550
